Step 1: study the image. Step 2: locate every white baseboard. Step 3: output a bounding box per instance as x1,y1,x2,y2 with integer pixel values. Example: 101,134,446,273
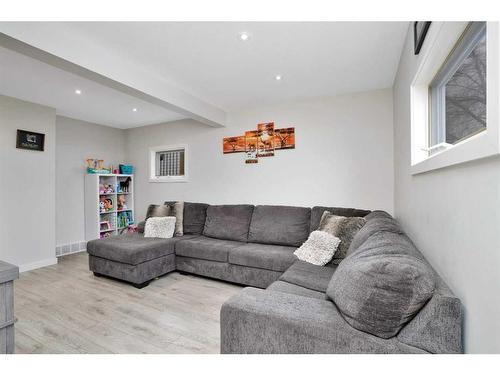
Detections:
57,248,86,257
19,257,58,273
56,241,87,257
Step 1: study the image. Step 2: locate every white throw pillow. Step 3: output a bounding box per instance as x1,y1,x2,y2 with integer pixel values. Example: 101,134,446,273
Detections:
294,230,341,266
144,216,176,239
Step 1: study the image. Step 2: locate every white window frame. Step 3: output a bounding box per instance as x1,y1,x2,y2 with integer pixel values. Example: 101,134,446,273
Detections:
149,144,188,183
410,22,499,175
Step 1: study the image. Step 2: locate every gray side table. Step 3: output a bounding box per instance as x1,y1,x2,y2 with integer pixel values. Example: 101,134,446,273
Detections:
0,261,19,354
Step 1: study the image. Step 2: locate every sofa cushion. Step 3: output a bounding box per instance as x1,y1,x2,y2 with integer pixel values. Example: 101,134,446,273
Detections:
180,202,209,235
228,243,297,272
279,260,336,292
327,252,436,339
175,236,244,263
347,216,404,257
267,280,326,300
248,205,311,247
348,230,424,261
87,233,196,265
310,206,371,232
203,205,254,242
364,210,393,221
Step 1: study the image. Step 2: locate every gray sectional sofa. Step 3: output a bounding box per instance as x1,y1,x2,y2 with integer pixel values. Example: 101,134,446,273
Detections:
86,202,462,354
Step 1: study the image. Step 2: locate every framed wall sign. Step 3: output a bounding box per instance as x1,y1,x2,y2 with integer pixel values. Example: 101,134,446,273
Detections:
16,129,45,151
414,22,431,55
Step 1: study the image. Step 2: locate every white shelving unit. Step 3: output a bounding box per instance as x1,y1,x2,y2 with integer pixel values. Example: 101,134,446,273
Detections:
84,174,134,241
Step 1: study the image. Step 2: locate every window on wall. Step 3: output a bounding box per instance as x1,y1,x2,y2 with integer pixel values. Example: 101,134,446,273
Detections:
149,145,188,182
428,22,487,155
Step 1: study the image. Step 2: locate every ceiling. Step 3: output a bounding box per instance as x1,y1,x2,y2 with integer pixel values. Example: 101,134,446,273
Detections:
60,22,409,111
0,22,409,128
0,45,186,128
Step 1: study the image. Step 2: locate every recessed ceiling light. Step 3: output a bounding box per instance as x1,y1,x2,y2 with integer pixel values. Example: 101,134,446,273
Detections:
275,75,282,81
132,108,138,112
75,89,82,95
239,32,250,41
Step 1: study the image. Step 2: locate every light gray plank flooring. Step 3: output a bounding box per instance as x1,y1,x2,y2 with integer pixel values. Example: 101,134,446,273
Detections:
14,252,242,354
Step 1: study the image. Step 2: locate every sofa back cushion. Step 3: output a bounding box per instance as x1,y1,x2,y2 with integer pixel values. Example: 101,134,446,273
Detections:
310,206,371,232
348,230,424,261
346,214,404,257
203,204,254,242
327,237,436,338
248,205,311,247
182,202,209,235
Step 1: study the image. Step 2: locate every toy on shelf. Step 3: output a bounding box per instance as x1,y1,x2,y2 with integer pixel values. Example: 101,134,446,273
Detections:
117,195,127,210
100,221,111,231
86,158,112,174
99,196,114,213
117,177,132,193
117,211,134,229
100,232,112,239
99,183,114,194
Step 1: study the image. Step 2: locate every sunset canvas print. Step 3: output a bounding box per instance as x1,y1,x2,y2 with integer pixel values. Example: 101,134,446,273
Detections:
274,127,295,150
245,130,258,164
223,136,245,153
222,121,295,163
257,122,275,157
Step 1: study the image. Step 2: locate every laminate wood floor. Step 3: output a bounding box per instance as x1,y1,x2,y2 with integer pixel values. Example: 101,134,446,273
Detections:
14,252,243,354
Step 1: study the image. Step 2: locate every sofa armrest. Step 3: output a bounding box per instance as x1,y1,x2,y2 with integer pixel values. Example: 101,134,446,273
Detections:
220,288,427,354
137,221,145,233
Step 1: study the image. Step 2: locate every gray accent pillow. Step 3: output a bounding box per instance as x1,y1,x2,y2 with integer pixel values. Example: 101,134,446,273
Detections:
318,212,366,264
248,205,311,247
146,204,171,219
167,201,184,236
310,206,370,232
203,205,254,242
138,204,172,233
327,253,435,339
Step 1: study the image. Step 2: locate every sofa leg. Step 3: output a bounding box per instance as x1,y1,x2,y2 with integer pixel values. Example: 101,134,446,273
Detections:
132,280,150,289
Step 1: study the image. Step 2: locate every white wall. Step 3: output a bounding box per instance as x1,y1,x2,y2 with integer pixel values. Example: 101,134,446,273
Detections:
55,116,126,247
126,89,394,221
393,25,500,353
0,95,57,271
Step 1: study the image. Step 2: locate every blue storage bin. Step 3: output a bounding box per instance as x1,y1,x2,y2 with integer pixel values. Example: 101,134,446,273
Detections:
119,164,134,175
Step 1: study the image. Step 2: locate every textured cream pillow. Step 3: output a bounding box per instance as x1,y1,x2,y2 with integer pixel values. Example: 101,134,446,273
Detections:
294,230,341,266
144,217,176,239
